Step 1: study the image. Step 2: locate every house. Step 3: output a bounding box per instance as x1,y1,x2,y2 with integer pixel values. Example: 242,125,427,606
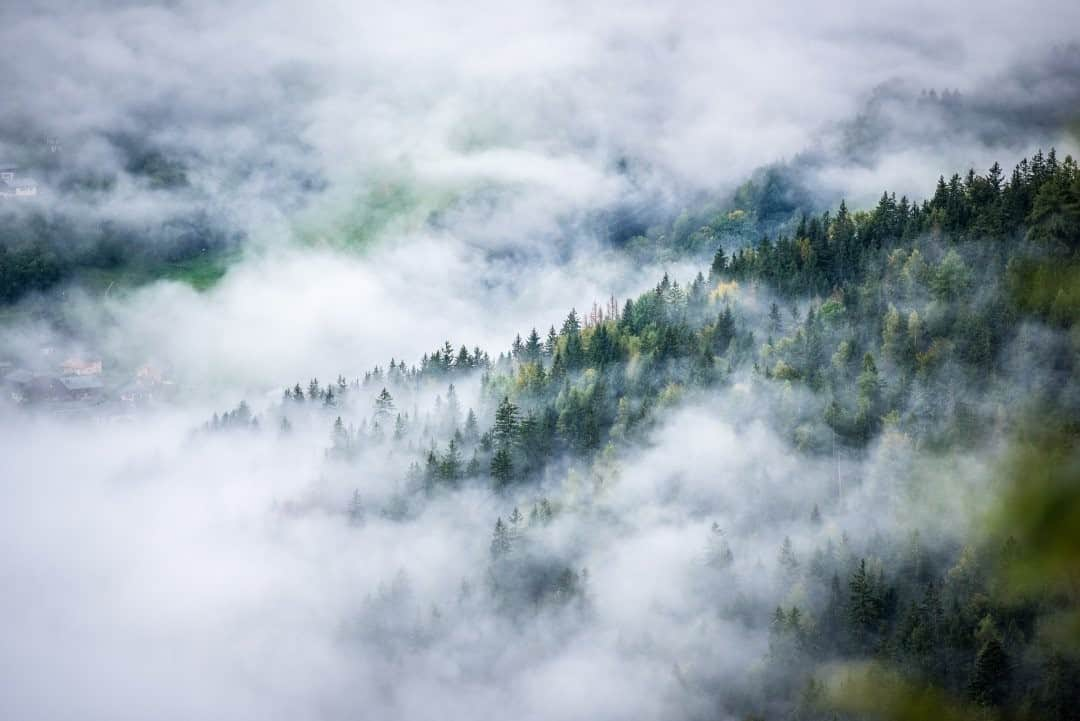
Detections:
120,362,174,406
61,357,103,376
4,367,106,403
59,375,104,401
3,369,34,402
119,380,153,406
136,363,163,384
4,369,65,403
0,166,38,198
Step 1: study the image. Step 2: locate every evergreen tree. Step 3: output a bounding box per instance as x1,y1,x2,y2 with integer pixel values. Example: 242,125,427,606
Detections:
331,416,348,453
524,328,542,364
375,387,395,420
466,451,481,477
490,517,511,559
969,637,1010,707
440,438,463,484
348,489,364,525
463,408,479,442
445,383,461,433
493,396,519,448
779,536,800,579
706,522,734,569
848,558,883,644
856,353,882,441
544,326,558,357
768,302,782,334
710,246,727,279
491,447,513,489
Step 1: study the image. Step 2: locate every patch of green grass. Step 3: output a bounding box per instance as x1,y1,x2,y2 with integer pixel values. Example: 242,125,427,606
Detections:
293,177,467,251
72,248,242,296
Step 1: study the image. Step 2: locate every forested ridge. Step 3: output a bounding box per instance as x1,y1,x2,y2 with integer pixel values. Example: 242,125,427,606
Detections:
201,151,1080,720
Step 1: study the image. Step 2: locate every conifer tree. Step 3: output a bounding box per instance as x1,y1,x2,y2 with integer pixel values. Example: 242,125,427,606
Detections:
493,396,518,448
463,408,479,442
710,246,727,279
969,637,1010,707
490,447,513,489
490,517,511,559
375,387,395,420
544,326,558,357
524,328,542,364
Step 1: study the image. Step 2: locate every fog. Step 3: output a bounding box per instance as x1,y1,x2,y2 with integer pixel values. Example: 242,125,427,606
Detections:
4,1,1079,231
1,1,1078,720
0,377,995,720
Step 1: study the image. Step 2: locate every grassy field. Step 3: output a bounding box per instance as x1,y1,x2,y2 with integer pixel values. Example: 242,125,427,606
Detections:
73,248,242,295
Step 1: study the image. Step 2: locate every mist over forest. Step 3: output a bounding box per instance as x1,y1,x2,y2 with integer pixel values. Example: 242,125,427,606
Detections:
2,2,1080,720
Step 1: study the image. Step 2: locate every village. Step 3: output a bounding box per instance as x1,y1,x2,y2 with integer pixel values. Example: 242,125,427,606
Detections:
1,349,175,413
0,166,38,198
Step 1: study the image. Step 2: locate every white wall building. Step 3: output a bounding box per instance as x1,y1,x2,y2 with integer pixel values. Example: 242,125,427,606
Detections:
0,166,38,197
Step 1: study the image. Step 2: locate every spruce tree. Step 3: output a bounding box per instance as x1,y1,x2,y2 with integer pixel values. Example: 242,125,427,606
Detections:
710,246,727,280
524,328,542,364
490,518,511,559
375,387,395,420
969,637,1010,707
491,447,513,489
493,396,518,448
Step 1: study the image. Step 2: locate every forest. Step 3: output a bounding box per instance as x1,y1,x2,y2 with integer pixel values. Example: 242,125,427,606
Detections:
200,151,1080,720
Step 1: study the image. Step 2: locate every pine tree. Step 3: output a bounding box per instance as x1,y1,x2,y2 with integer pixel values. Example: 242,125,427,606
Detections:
715,306,736,354
445,383,461,433
856,353,882,441
779,536,799,578
331,416,348,453
455,344,471,369
768,302,782,334
490,517,511,559
848,558,883,642
490,447,513,489
440,438,463,483
375,387,395,420
550,349,566,380
706,522,734,568
463,408,479,442
562,309,585,369
424,449,439,491
524,328,542,364
710,246,727,279
493,396,518,448
348,489,364,525
969,637,1010,707
466,451,481,478
544,326,558,357
561,308,581,336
